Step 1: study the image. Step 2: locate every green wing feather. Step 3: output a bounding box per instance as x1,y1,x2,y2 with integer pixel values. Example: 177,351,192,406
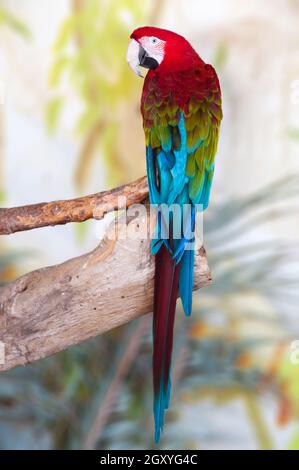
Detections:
142,66,222,208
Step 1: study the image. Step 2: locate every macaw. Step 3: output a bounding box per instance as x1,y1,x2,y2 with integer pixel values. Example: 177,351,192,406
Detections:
126,26,222,442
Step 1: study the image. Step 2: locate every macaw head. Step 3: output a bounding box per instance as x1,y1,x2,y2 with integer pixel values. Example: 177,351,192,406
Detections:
126,26,202,77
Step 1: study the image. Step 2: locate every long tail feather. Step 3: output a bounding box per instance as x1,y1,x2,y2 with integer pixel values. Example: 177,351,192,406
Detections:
153,244,180,443
179,248,195,316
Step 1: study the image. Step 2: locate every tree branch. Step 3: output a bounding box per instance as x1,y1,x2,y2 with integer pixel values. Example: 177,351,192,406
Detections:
0,176,148,235
0,177,212,373
0,208,211,372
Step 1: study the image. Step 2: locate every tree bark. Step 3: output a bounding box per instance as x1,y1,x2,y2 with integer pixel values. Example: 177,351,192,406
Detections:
0,176,148,235
0,209,211,372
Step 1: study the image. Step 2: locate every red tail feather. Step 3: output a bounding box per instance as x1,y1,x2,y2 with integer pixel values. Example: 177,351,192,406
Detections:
153,244,180,442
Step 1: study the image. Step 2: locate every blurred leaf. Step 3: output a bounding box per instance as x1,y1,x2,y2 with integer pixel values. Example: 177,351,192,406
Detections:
287,127,299,141
45,97,64,134
0,7,31,39
0,189,6,204
49,56,71,88
214,42,229,70
74,119,103,189
277,354,299,416
47,0,149,188
53,16,76,52
74,219,92,245
76,106,100,136
288,429,299,450
243,393,274,450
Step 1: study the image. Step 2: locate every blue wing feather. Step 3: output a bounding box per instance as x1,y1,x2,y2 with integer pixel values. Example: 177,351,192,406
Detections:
146,112,206,317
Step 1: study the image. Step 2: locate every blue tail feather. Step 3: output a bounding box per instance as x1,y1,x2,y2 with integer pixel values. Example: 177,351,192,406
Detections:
179,249,195,316
154,372,172,443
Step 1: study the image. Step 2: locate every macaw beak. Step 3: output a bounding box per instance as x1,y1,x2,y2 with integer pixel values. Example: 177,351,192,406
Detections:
127,39,143,77
126,39,159,78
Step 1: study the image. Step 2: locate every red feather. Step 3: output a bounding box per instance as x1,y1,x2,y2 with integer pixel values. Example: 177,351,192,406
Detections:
153,244,180,442
131,26,204,74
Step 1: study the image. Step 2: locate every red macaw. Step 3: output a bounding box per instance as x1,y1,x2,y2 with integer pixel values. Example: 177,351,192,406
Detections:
127,26,222,442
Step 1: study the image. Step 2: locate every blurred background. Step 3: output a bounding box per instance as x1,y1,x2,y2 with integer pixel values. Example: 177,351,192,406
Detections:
0,0,299,450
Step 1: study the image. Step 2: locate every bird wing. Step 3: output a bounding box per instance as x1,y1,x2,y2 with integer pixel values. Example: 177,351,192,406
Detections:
142,64,222,210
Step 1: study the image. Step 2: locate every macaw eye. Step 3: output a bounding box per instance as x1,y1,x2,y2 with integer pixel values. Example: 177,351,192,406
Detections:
150,37,159,45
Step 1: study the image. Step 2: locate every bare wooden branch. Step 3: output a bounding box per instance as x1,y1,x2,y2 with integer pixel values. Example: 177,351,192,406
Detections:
0,210,211,372
0,176,148,235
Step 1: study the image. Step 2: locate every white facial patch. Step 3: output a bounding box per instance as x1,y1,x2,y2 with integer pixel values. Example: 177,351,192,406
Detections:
140,36,166,66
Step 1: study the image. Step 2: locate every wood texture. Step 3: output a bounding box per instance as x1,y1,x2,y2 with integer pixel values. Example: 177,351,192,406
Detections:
0,176,148,235
0,210,211,372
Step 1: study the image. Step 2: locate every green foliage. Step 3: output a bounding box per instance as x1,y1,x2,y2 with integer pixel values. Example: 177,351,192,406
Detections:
288,429,299,450
46,0,149,187
287,127,299,141
214,42,229,70
45,97,64,134
277,352,299,419
0,189,6,204
0,7,31,39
